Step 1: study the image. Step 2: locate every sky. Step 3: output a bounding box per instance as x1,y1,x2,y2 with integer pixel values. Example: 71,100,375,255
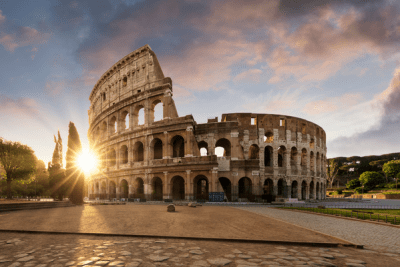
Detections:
1,0,400,165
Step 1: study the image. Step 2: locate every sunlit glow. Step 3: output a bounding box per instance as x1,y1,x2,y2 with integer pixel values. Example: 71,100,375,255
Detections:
77,148,98,176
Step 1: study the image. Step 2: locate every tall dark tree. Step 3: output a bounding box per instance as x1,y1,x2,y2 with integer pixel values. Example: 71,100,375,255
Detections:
48,131,66,200
0,138,37,199
65,122,85,204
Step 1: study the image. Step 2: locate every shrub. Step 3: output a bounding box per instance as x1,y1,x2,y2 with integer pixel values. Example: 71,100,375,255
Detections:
336,189,343,194
347,179,361,189
354,187,368,194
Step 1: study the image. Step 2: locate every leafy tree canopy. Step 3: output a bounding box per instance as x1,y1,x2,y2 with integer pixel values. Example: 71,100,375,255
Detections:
359,171,385,190
0,138,37,198
382,160,400,179
346,179,361,189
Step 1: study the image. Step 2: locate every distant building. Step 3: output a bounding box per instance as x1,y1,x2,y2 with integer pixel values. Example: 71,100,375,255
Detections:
87,45,327,202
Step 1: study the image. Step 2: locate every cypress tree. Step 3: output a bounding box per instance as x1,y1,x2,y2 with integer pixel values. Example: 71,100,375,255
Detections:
65,122,84,204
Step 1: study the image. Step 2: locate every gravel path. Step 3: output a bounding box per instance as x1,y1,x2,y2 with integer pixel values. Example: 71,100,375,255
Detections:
236,206,400,253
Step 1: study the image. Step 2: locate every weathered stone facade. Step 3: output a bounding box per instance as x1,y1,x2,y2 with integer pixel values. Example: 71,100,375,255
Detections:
87,45,327,201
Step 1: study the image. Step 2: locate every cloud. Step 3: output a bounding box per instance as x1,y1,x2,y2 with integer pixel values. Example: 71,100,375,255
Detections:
303,93,363,115
0,10,50,52
233,69,263,83
328,68,400,157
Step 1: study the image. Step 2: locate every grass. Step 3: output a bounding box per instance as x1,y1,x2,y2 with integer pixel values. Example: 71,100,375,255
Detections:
279,207,400,225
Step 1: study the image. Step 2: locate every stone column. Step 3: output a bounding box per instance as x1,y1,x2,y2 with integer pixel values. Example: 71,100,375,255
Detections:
312,181,316,199
306,182,309,200
208,133,215,156
128,185,133,199
163,131,170,159
186,170,192,200
116,146,120,170
163,172,170,200
116,186,120,200
211,168,218,192
297,181,302,199
286,179,291,198
273,179,278,196
230,131,240,160
185,126,194,157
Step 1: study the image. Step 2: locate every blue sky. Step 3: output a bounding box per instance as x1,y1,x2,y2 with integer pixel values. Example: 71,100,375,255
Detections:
1,0,400,165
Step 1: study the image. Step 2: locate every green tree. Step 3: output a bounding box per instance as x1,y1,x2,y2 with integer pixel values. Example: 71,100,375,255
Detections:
359,171,385,190
65,122,85,204
48,131,66,200
382,160,400,181
0,138,37,199
27,160,49,197
346,179,361,189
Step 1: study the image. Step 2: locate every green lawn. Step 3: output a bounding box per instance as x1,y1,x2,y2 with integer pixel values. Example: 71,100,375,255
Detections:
279,207,400,225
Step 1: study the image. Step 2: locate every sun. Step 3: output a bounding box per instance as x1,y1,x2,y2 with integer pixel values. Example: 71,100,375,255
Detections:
77,148,98,175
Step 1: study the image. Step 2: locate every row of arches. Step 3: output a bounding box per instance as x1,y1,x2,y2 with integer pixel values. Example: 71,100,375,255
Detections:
93,99,164,141
90,176,325,201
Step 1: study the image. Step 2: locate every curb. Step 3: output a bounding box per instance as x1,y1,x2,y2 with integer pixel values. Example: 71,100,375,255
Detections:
234,207,364,249
276,208,400,229
0,229,356,248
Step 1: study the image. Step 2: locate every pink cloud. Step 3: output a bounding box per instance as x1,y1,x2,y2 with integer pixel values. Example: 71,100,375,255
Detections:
233,69,263,83
302,93,363,115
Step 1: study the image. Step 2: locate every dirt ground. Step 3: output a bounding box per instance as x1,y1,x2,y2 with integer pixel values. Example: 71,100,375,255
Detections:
0,204,345,244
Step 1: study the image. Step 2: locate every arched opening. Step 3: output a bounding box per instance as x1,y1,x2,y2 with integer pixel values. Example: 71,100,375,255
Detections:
171,176,185,200
316,182,320,200
101,121,107,139
152,177,163,201
123,76,127,86
120,179,129,199
262,178,275,203
264,146,272,167
120,145,128,164
171,135,185,158
194,175,209,200
133,142,144,162
291,180,298,198
198,141,208,156
264,131,274,143
138,106,145,125
121,110,129,130
301,148,307,168
152,100,163,122
316,152,320,174
100,181,106,199
238,177,253,200
109,181,116,199
218,177,231,201
277,179,287,197
309,181,314,199
108,149,116,166
310,138,315,149
133,178,144,199
152,138,163,160
215,138,231,157
290,147,298,167
110,116,117,134
310,151,315,172
248,144,259,159
278,146,286,167
301,181,307,200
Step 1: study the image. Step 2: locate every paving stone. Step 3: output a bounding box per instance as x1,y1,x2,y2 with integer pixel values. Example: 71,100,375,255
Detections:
95,261,110,266
108,261,125,266
282,256,298,261
248,259,262,262
235,259,258,265
14,254,29,258
65,261,75,266
191,260,210,266
17,256,34,262
238,254,252,259
120,251,132,256
192,255,203,260
178,253,189,258
247,252,258,255
232,249,242,254
36,264,47,267
189,250,203,255
313,260,337,267
223,254,235,258
77,260,94,266
8,263,22,267
163,253,173,256
345,259,366,264
258,255,276,259
345,263,365,267
125,262,141,267
0,259,12,263
188,247,201,250
147,255,169,262
90,257,101,261
149,246,162,250
320,254,335,259
154,241,166,244
206,258,232,266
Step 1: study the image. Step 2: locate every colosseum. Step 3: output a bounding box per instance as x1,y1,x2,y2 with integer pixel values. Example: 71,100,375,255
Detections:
87,45,327,202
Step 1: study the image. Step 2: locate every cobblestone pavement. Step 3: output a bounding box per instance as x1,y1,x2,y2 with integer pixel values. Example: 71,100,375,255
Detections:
236,207,400,253
1,232,399,267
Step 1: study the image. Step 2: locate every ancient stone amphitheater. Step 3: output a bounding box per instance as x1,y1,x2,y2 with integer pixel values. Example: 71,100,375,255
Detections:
87,45,327,202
